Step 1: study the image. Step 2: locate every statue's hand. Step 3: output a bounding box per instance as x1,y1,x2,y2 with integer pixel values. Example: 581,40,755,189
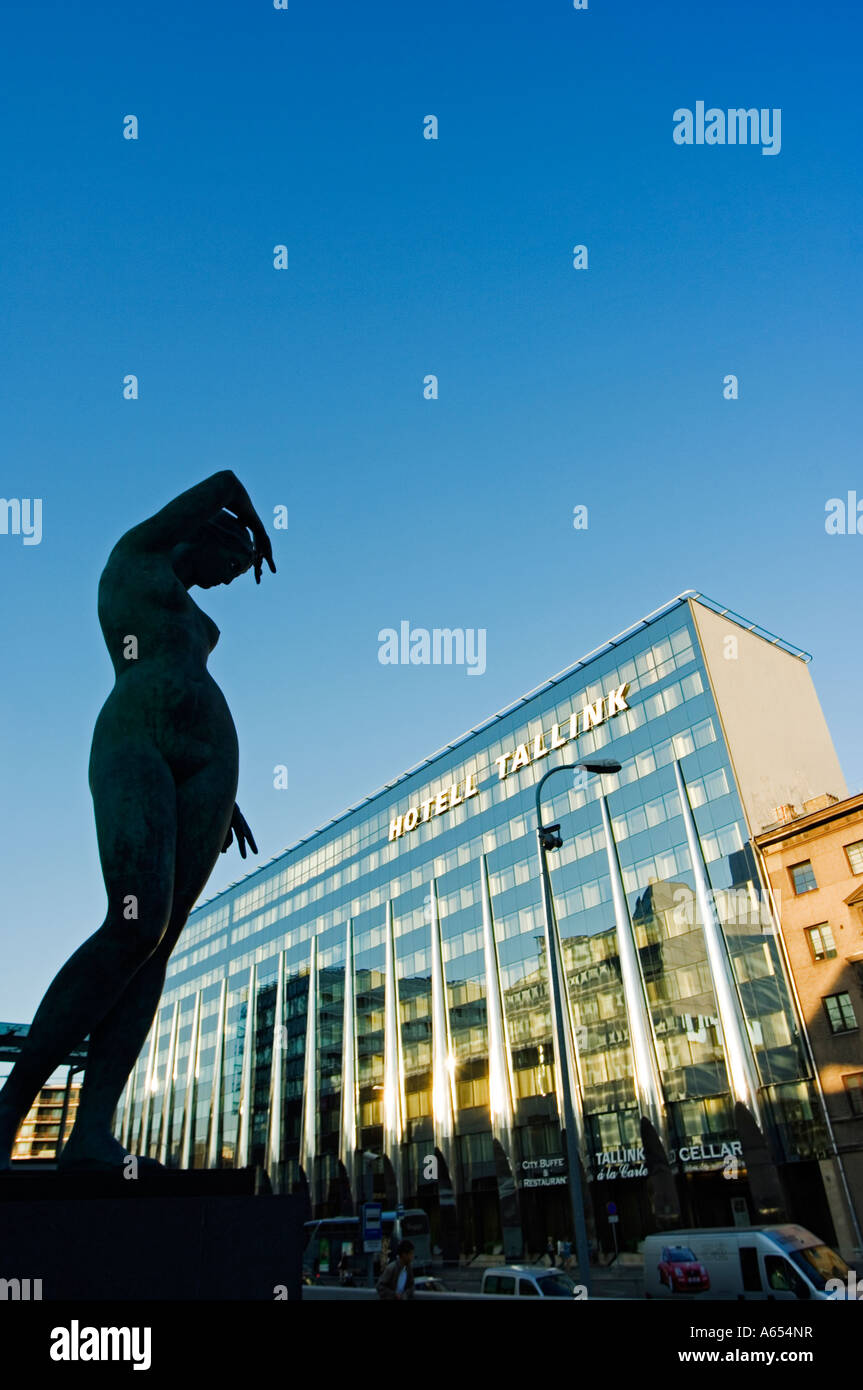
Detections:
223,479,275,584
221,804,259,859
251,526,276,585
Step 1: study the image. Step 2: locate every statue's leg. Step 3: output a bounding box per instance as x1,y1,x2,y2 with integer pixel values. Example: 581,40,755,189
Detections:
0,740,177,1168
60,752,237,1166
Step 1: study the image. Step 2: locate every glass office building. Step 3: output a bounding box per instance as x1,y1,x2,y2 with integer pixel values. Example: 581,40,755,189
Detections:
116,592,851,1254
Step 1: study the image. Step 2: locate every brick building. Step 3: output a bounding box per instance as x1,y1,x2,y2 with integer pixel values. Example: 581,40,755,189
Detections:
754,792,863,1253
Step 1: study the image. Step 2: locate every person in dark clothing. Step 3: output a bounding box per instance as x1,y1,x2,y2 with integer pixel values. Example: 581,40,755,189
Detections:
376,1240,415,1300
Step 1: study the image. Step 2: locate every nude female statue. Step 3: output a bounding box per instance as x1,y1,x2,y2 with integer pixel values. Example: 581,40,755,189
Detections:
0,471,275,1170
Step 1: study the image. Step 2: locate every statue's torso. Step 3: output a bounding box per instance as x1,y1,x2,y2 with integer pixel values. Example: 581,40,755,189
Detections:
91,539,238,780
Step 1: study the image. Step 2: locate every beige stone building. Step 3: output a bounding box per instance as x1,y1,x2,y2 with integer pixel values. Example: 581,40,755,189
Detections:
11,1081,80,1160
754,792,863,1254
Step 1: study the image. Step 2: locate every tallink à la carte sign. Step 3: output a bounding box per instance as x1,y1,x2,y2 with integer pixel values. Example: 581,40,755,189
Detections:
595,1140,744,1180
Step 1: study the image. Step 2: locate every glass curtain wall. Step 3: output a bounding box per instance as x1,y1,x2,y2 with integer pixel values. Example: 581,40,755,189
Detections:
119,602,824,1249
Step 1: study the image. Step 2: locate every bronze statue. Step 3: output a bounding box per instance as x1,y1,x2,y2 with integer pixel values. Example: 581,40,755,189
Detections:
0,471,275,1170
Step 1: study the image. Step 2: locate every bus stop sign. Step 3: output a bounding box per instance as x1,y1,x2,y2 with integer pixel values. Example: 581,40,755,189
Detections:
362,1202,383,1252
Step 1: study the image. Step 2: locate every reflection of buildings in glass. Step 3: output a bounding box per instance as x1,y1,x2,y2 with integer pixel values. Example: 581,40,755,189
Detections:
114,593,856,1251
503,882,737,1162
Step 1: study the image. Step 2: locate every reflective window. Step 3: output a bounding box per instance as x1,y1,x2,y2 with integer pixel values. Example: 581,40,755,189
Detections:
844,840,863,874
805,923,836,961
536,1272,579,1297
788,1245,849,1290
843,1074,863,1116
485,1275,516,1295
764,1256,798,1293
824,993,857,1034
790,861,817,895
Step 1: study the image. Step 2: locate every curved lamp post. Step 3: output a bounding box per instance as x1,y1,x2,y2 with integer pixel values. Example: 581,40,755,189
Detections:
536,757,621,1294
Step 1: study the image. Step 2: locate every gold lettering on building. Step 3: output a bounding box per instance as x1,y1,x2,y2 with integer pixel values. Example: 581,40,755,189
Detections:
532,732,549,760
389,773,480,841
511,744,530,773
582,698,604,731
387,683,629,842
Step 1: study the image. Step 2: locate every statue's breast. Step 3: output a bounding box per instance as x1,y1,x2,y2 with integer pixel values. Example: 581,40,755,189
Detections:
200,610,220,652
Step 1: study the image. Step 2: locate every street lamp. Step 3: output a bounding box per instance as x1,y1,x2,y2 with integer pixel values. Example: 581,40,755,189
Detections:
535,756,621,1295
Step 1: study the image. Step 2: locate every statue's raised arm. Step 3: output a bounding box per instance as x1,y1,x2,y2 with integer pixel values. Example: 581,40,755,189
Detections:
121,470,276,584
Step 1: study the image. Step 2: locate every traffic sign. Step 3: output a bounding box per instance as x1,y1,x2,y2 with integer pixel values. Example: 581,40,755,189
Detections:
362,1201,383,1253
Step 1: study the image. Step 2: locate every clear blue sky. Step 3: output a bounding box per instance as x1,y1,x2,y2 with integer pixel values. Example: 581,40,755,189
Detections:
1,0,861,1018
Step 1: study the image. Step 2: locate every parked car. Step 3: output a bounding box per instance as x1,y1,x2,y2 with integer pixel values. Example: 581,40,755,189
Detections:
657,1245,710,1293
481,1265,587,1298
414,1276,449,1292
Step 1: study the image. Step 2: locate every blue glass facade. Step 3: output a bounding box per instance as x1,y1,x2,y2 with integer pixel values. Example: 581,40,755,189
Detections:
118,595,835,1252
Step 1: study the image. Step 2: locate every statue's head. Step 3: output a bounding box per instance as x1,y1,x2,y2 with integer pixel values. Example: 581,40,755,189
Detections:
173,510,255,588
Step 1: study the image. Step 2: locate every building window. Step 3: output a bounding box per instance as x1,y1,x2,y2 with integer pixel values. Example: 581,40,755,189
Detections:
843,1074,863,1117
805,924,837,961
823,993,858,1034
845,841,863,875
790,861,818,895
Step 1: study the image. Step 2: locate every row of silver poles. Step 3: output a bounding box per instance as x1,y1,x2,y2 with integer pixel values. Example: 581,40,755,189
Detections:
124,755,765,1246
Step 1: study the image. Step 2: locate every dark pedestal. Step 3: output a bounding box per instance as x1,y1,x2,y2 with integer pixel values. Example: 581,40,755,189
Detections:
0,1167,303,1300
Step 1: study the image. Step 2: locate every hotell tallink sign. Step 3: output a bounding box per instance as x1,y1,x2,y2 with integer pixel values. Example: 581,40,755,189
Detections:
388,683,630,842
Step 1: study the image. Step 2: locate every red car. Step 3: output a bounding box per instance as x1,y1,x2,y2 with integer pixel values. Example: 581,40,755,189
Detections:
658,1245,710,1293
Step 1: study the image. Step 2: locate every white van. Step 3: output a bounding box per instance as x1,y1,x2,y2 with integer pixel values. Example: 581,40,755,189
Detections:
643,1225,853,1301
480,1265,587,1299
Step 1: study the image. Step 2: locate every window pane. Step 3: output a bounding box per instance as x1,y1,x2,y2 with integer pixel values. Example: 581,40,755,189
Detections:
806,924,836,961
843,1075,863,1116
825,993,857,1033
791,861,817,895
845,841,863,874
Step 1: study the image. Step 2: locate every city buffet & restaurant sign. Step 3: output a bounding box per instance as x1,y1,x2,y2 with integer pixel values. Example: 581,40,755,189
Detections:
388,683,630,843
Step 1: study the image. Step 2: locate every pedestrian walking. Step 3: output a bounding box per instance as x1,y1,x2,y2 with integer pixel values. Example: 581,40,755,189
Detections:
376,1239,416,1301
